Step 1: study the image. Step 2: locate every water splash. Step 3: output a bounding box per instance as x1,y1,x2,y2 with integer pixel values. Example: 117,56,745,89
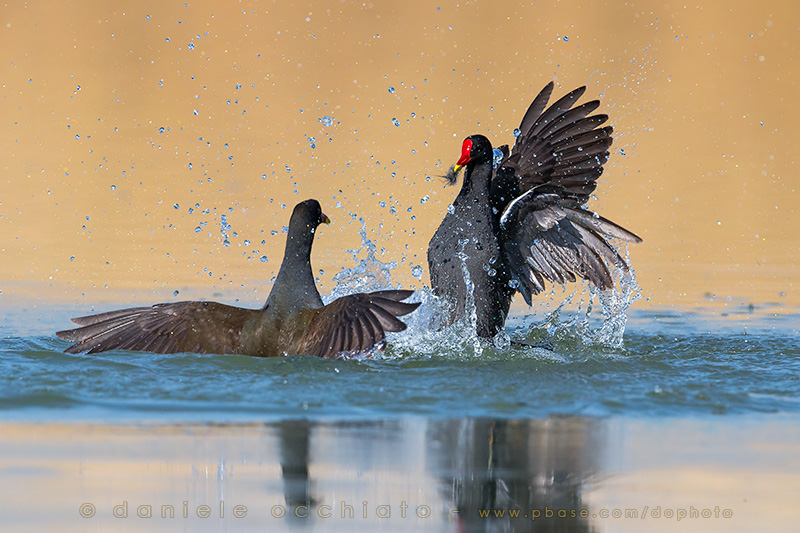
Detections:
322,232,640,360
529,245,643,349
456,242,482,357
325,222,399,301
219,214,231,247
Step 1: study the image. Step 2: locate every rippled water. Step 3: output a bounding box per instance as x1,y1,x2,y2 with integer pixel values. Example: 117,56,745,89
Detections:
2,301,797,422
2,257,799,532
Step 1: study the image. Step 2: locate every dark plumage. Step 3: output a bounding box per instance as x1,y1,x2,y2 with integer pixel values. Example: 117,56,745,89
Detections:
427,82,642,338
57,199,420,358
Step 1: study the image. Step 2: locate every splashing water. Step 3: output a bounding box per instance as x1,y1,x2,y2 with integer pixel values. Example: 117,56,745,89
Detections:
321,229,641,359
325,222,399,301
531,245,643,349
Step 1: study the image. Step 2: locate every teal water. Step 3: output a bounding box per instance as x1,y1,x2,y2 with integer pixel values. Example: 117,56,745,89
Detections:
1,300,797,423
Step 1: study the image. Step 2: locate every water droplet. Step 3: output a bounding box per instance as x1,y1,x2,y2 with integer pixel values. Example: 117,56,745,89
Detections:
260,255,268,262
492,147,504,167
447,204,455,214
173,290,180,296
192,110,198,116
563,35,569,42
391,117,400,127
158,127,165,133
281,225,289,233
188,42,195,50
388,86,395,94
110,185,117,190
194,226,202,233
513,128,521,138
320,115,333,127
243,239,250,246
173,203,179,209
420,195,430,204
411,265,423,278
70,256,75,261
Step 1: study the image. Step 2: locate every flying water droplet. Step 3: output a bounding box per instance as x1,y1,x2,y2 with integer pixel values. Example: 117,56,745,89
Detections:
513,128,521,138
320,115,333,127
260,255,268,262
492,147,504,167
420,195,430,204
388,86,396,94
391,118,400,127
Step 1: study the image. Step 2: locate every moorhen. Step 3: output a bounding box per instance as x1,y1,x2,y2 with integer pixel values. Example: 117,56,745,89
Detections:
427,82,642,338
57,199,420,358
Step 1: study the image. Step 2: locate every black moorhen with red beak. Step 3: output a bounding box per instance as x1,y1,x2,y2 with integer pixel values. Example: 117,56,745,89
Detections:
57,199,420,358
427,82,642,338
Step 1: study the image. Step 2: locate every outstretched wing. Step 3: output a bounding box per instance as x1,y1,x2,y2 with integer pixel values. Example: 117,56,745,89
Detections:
55,301,256,355
500,192,642,305
295,290,420,359
491,82,614,213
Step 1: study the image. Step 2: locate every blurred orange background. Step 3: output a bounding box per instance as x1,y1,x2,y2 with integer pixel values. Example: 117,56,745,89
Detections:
1,1,797,312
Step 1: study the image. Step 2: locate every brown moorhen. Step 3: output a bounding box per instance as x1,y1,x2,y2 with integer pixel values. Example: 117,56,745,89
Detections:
427,82,642,338
57,199,420,358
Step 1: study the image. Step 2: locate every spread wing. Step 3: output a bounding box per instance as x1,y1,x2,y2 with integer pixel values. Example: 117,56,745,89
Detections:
55,301,256,355
491,82,614,214
500,192,642,305
295,290,420,359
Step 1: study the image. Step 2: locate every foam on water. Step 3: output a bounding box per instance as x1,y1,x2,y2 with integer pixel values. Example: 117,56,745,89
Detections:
324,231,642,360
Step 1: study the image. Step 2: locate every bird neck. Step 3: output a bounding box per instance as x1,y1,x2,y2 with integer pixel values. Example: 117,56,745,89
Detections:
455,159,492,205
264,226,323,314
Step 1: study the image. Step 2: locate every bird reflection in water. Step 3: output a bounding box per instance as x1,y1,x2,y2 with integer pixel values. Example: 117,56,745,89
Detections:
428,417,606,532
273,417,605,532
278,420,318,525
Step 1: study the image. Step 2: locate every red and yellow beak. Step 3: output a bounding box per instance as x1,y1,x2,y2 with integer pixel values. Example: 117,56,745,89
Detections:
454,138,473,172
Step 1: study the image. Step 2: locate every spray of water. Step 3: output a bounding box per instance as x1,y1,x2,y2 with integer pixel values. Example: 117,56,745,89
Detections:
324,222,399,303
525,244,643,349
323,229,641,359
